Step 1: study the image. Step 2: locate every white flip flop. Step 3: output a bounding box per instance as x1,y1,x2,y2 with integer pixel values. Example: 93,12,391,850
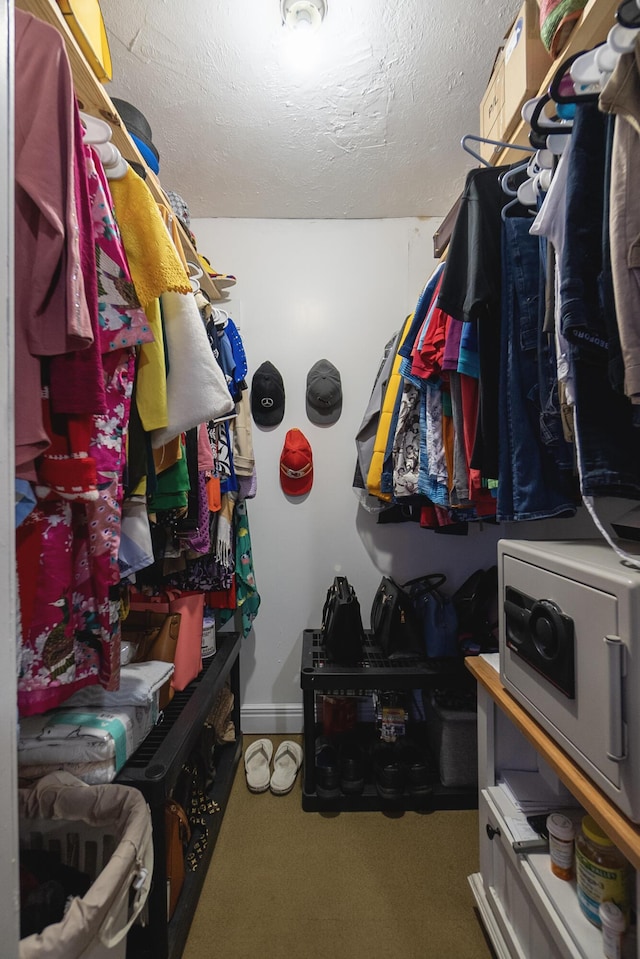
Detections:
270,740,303,795
244,738,273,792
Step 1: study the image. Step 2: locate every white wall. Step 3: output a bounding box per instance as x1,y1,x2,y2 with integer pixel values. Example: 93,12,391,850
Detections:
193,216,614,732
193,217,508,732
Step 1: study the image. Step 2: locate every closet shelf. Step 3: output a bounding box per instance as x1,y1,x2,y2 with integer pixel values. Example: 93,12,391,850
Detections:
15,0,223,303
467,655,640,873
492,0,620,166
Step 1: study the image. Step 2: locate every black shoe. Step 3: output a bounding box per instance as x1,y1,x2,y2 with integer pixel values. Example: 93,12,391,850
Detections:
315,736,340,798
339,739,365,795
372,741,406,800
397,740,434,799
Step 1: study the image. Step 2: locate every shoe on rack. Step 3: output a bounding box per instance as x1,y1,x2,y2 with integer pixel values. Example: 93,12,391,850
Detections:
339,738,365,795
315,736,340,798
397,739,434,799
372,741,406,801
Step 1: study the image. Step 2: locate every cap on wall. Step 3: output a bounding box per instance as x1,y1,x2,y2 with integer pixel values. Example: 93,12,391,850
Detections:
251,361,285,427
280,428,313,496
306,359,342,424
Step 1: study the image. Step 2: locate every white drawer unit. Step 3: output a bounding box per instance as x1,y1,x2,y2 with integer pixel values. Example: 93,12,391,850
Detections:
468,654,640,959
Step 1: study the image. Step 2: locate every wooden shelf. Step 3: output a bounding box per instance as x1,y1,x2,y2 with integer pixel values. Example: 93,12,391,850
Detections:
15,0,223,302
466,654,640,872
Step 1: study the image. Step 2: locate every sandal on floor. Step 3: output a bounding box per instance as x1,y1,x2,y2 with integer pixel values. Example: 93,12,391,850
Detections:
244,739,273,792
270,741,303,795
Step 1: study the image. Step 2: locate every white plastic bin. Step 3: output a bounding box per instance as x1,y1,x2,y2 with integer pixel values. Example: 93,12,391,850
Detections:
19,771,153,959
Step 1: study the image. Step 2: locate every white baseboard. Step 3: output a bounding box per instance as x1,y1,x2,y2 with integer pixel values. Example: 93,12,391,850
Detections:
240,703,304,735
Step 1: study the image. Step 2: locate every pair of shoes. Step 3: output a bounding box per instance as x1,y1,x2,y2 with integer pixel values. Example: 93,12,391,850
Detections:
339,739,365,795
315,736,340,798
315,736,366,796
244,739,303,795
372,740,433,801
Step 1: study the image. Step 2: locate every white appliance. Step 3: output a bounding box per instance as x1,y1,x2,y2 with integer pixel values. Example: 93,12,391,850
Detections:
499,538,640,823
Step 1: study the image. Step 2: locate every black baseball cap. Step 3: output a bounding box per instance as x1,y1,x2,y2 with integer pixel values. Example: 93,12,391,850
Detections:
251,361,285,427
306,359,342,424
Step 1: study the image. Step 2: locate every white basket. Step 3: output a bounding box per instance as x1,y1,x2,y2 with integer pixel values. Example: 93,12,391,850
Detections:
19,772,153,959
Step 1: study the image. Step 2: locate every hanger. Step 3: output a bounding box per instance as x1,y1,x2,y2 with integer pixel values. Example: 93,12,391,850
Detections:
500,160,529,196
617,0,640,29
460,133,535,167
186,260,203,294
211,307,229,329
79,111,128,180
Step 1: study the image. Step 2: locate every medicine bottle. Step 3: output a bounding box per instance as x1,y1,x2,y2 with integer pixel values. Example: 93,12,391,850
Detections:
599,902,626,959
575,816,632,927
546,812,575,880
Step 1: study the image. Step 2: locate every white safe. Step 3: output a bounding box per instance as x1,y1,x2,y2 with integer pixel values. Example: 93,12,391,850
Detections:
499,538,640,823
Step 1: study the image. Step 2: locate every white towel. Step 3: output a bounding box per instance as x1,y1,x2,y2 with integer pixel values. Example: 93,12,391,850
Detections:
59,661,173,708
151,290,235,448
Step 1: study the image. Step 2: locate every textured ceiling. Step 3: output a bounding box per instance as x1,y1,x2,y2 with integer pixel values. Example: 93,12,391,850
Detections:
100,0,522,219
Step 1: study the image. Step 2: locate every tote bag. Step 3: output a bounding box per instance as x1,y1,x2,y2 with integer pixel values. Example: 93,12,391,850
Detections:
129,589,204,690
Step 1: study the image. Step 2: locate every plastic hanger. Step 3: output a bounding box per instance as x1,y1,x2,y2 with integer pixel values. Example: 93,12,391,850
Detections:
211,307,229,329
186,260,202,294
460,133,535,167
79,111,111,144
500,160,530,197
80,111,128,179
617,0,640,29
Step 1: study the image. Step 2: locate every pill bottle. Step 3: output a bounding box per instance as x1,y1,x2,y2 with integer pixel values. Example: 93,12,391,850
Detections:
546,812,575,880
599,902,626,959
575,816,632,927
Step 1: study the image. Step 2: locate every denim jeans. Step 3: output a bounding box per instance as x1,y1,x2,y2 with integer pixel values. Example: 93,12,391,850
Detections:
561,103,640,497
498,217,577,521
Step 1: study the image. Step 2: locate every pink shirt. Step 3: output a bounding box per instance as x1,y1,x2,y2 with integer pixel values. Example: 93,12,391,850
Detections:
14,11,94,477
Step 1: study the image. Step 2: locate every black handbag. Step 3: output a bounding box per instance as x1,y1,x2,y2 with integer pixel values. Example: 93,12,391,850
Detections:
370,577,423,659
452,566,498,654
321,576,365,665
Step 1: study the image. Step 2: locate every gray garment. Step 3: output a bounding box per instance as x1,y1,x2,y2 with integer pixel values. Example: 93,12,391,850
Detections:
600,46,640,402
353,329,402,488
449,372,470,505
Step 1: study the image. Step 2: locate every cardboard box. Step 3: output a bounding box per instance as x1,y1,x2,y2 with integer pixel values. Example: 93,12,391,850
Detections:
502,0,552,139
479,0,551,159
479,48,505,162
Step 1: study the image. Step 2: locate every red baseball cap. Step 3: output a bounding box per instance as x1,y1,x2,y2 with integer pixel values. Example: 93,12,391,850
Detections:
280,428,313,496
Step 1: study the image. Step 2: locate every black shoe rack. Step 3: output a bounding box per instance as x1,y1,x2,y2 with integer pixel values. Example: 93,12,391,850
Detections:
300,629,478,813
117,630,242,959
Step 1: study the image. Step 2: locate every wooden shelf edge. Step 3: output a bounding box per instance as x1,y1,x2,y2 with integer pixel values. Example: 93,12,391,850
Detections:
16,0,222,302
466,654,640,872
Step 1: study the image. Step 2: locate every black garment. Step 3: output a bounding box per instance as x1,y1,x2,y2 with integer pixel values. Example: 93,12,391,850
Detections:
437,165,517,481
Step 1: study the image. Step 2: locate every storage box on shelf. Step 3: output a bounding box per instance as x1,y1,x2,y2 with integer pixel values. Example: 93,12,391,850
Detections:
478,0,551,162
467,654,640,959
116,631,242,959
486,0,621,166
300,629,478,813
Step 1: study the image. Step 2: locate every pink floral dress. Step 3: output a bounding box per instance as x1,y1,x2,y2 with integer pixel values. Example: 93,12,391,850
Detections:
17,149,154,716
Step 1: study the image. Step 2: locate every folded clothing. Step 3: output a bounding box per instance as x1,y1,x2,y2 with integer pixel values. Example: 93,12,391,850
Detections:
58,660,174,708
18,701,155,772
18,759,117,786
538,0,587,57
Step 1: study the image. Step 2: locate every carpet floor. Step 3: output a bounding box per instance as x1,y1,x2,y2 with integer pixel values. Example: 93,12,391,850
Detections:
183,734,496,959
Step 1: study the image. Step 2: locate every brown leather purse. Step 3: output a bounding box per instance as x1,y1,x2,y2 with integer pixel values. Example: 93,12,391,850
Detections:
165,799,191,919
121,610,181,709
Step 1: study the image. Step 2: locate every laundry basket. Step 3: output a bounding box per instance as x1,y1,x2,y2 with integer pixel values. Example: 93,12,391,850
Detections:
19,771,153,959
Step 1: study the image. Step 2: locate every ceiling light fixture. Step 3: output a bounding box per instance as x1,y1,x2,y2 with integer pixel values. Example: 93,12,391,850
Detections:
281,0,327,31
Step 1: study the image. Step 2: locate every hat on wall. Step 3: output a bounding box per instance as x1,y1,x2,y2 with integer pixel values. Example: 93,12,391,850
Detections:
280,429,313,496
251,361,285,427
306,359,342,425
